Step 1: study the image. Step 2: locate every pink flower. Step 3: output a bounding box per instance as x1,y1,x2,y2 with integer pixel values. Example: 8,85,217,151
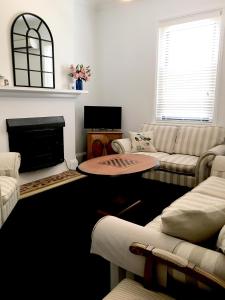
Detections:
68,64,92,82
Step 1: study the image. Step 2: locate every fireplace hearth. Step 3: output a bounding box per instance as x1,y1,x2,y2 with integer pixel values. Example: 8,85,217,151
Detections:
6,116,65,172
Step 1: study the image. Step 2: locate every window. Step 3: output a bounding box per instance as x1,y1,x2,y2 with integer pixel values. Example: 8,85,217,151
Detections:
155,11,222,123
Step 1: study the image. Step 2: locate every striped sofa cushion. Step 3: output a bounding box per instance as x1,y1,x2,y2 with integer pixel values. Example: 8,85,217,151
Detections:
0,176,18,204
142,169,196,188
192,176,225,200
141,124,178,154
160,154,198,174
161,192,225,243
134,151,171,160
173,126,225,156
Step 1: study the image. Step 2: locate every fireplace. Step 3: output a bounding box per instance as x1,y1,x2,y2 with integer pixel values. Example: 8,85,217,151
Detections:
6,116,65,172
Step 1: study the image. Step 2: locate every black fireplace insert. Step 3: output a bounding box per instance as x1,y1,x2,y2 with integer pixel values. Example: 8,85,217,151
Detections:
6,116,65,172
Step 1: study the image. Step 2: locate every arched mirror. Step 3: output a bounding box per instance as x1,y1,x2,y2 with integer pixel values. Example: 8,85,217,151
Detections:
11,13,55,88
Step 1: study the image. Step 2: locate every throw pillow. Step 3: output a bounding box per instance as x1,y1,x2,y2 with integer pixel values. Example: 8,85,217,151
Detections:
161,192,225,243
129,131,157,153
217,225,225,254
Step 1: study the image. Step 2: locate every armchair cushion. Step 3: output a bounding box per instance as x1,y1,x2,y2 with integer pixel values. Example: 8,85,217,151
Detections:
129,131,156,153
103,278,175,300
161,192,225,243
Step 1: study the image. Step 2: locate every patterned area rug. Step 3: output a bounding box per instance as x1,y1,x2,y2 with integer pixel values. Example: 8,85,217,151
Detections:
20,170,86,199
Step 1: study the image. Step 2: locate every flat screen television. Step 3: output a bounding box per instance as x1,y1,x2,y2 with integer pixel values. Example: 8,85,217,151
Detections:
84,106,122,130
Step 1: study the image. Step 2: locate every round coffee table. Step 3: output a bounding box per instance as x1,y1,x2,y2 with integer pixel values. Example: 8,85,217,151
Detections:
77,153,159,176
77,154,159,221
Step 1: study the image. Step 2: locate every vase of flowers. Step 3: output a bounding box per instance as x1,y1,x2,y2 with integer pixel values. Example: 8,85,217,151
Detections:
68,64,91,90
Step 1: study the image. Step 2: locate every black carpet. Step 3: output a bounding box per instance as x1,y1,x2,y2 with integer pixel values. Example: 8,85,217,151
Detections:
0,176,190,299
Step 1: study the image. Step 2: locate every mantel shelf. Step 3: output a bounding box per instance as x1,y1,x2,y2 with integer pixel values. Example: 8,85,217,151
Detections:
0,87,88,98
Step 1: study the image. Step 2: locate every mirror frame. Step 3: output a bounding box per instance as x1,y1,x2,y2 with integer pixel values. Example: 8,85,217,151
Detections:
11,12,55,89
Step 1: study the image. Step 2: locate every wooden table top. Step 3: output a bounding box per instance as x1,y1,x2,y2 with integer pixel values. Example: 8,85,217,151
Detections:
77,153,159,176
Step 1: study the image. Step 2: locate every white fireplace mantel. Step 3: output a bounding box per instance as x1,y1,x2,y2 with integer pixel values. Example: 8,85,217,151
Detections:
0,86,88,98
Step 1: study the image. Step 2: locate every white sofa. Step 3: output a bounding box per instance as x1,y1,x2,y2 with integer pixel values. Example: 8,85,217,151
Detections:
91,156,225,293
112,124,225,187
0,152,21,227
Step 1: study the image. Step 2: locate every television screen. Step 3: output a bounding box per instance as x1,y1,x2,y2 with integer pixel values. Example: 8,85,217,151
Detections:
84,106,122,129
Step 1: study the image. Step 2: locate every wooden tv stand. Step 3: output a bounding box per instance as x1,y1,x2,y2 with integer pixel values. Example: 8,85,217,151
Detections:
86,130,123,159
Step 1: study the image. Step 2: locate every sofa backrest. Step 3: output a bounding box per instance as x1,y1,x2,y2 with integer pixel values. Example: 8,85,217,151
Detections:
173,125,225,156
142,123,178,154
142,124,225,156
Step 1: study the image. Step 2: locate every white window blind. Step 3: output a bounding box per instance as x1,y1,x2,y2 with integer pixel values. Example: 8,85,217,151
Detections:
155,11,221,122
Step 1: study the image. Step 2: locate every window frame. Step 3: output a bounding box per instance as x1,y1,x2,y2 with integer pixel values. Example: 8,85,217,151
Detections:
153,9,224,125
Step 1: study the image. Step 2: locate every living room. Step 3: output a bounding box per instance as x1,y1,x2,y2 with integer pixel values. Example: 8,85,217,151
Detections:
1,0,225,183
1,0,225,298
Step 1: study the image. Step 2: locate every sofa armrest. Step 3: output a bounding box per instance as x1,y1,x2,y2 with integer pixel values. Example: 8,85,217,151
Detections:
195,145,225,184
0,152,21,179
111,138,132,154
91,216,182,277
208,144,225,156
91,216,225,285
130,242,225,291
211,155,225,178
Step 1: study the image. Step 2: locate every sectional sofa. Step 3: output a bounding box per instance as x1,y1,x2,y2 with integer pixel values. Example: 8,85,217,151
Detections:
112,124,225,187
91,155,225,294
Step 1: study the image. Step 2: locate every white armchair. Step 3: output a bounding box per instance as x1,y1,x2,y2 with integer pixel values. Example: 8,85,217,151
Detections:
0,152,21,227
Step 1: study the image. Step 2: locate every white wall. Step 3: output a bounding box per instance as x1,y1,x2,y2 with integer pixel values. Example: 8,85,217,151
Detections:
0,0,97,184
95,0,225,136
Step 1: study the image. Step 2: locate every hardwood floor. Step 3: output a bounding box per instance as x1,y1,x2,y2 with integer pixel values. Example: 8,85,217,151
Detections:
0,176,190,299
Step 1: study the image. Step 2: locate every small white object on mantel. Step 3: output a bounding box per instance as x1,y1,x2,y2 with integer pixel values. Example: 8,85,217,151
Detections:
0,75,5,87
0,86,88,98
